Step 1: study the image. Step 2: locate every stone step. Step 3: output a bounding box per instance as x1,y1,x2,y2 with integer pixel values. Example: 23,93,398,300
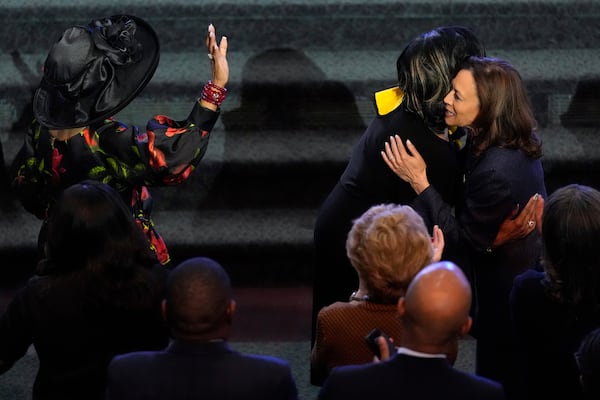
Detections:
3,124,600,210
2,48,598,129
0,204,318,284
2,0,598,52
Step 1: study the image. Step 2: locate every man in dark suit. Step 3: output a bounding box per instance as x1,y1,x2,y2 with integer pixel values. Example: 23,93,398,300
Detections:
105,257,298,400
317,261,506,400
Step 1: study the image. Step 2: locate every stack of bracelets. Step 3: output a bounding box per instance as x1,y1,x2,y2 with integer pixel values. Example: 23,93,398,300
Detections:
200,80,227,108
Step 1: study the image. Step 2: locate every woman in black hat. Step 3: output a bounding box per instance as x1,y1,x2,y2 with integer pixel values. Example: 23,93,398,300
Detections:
11,15,229,265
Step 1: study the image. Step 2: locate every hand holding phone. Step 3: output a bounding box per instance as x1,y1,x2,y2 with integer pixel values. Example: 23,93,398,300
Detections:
364,328,395,360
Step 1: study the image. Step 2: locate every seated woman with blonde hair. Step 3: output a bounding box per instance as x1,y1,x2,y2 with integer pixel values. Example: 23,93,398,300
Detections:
310,203,443,385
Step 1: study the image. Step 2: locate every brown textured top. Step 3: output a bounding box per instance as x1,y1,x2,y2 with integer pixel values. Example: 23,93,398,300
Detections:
310,300,402,385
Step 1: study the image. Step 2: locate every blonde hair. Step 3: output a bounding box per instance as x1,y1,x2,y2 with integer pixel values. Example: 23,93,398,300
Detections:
346,204,433,304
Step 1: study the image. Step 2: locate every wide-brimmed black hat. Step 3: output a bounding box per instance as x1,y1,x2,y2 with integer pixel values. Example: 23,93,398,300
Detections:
33,15,160,129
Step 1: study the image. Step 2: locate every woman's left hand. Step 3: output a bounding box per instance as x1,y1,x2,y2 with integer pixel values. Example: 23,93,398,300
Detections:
493,193,544,247
381,135,430,194
431,225,445,262
205,24,229,88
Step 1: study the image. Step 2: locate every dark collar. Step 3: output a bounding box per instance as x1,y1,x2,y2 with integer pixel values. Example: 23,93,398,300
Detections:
166,339,233,355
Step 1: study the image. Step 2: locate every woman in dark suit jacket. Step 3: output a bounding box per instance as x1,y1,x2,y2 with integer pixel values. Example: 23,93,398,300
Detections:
383,56,547,399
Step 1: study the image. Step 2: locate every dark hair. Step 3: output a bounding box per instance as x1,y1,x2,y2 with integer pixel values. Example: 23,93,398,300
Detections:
166,257,233,337
42,180,159,309
396,25,485,134
575,327,600,398
460,56,542,158
541,184,600,314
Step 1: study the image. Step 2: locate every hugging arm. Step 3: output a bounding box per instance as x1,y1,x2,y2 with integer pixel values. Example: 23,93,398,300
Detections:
382,136,542,249
493,194,543,247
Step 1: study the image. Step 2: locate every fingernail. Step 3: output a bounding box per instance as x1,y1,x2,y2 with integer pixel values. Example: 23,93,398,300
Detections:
534,193,539,200
406,139,412,145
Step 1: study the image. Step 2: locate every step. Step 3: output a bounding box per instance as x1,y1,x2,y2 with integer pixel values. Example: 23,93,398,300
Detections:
2,125,600,230
2,1,598,52
0,202,318,284
2,47,599,129
2,123,599,285
4,123,600,204
1,0,599,133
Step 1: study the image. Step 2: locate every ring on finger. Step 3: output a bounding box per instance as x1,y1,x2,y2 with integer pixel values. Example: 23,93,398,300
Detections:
528,220,535,228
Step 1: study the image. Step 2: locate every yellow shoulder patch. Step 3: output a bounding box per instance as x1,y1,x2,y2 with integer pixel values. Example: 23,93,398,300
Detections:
374,86,405,116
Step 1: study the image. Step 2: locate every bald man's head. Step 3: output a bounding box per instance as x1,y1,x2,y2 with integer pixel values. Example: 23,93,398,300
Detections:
164,257,235,340
398,261,472,353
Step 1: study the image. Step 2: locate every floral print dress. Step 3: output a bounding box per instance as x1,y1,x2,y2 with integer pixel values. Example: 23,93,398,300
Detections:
12,101,219,264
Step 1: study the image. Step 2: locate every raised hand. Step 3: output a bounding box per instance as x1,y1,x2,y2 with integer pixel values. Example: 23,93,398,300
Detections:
431,225,445,262
205,24,229,88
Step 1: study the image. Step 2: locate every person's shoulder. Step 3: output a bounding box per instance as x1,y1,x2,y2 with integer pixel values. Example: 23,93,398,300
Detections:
445,369,506,399
26,273,49,287
476,147,543,185
374,101,421,131
510,268,548,312
479,146,517,164
465,376,506,399
109,349,164,368
329,356,388,378
482,146,537,169
373,87,404,116
320,360,390,396
24,272,82,298
370,87,418,126
317,301,372,326
319,301,356,315
513,268,544,289
236,352,293,371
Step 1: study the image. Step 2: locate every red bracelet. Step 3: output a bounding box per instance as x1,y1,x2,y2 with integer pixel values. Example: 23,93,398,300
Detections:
200,80,227,107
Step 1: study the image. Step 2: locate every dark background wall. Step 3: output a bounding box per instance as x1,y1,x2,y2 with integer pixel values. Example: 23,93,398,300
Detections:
0,1,599,398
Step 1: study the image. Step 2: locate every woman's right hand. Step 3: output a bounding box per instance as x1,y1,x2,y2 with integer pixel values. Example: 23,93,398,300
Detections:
382,135,430,194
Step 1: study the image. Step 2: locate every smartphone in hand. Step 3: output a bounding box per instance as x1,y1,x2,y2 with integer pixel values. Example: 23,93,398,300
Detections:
364,328,395,359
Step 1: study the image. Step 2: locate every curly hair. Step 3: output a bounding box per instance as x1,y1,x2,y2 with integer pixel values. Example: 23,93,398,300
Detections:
459,56,542,158
397,25,485,135
541,184,600,314
346,204,433,304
